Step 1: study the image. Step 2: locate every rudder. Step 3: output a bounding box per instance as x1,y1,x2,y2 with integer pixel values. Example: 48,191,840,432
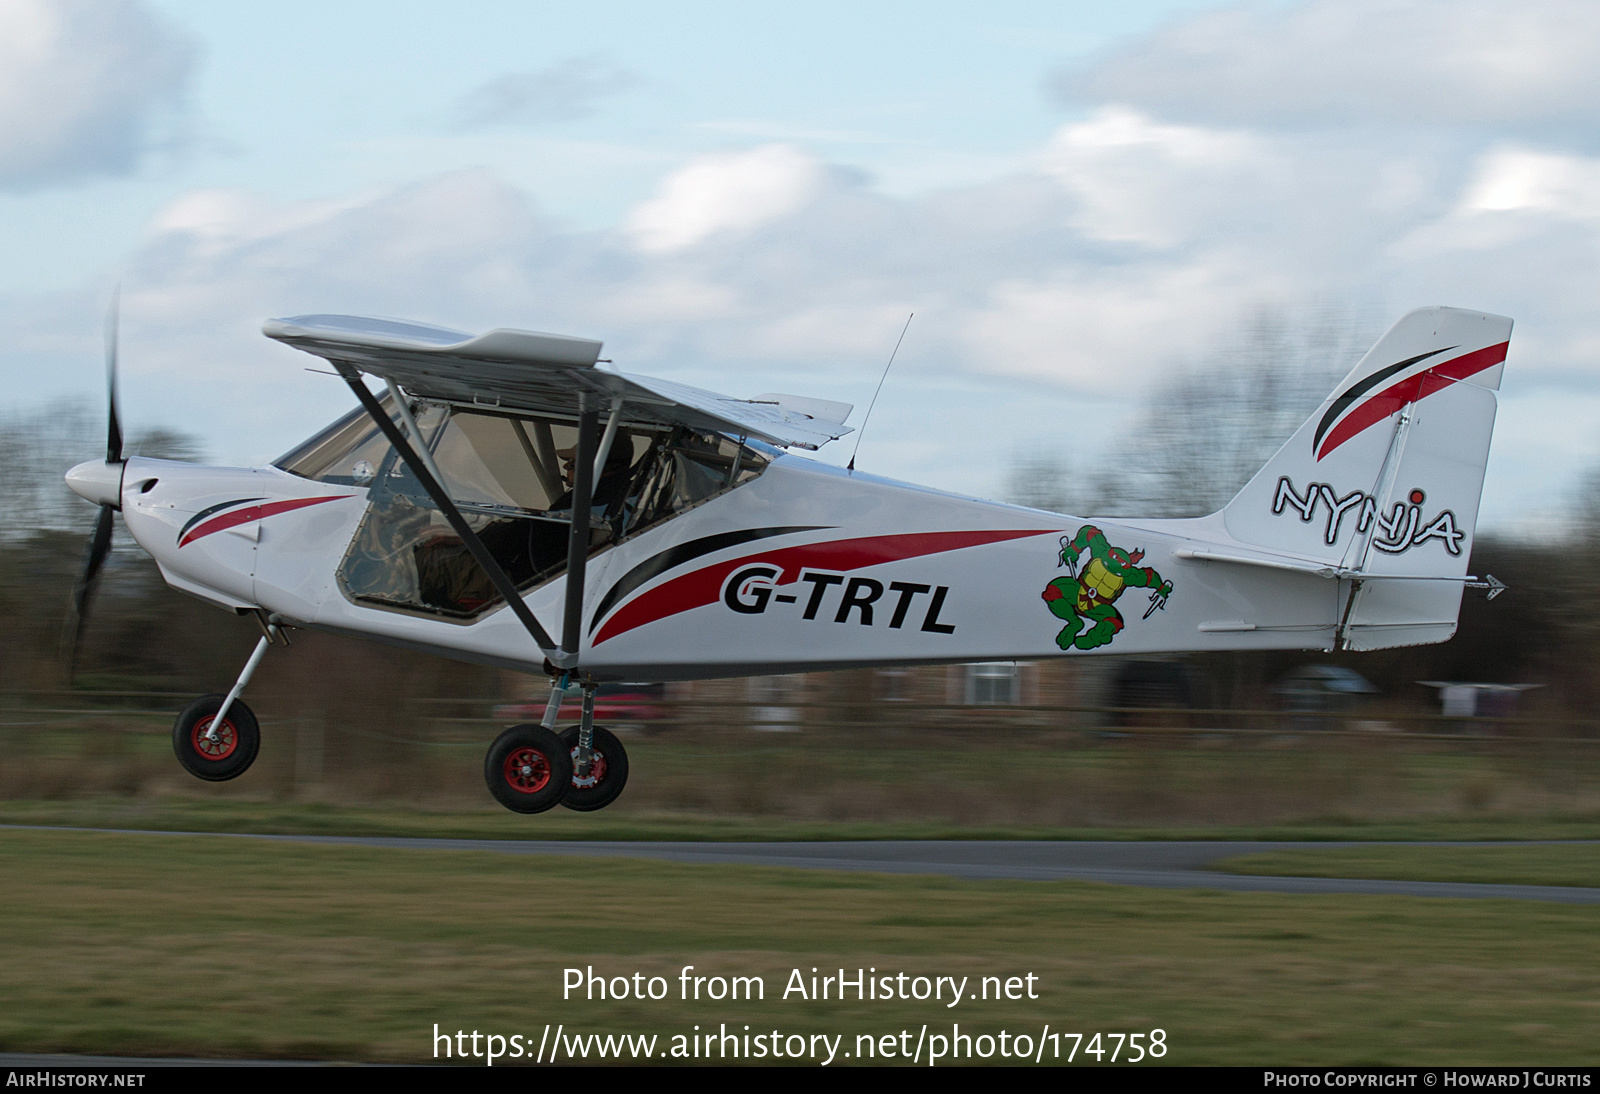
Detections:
1221,306,1511,649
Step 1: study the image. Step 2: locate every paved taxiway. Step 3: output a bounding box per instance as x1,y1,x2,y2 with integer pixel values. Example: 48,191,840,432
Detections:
10,827,1600,904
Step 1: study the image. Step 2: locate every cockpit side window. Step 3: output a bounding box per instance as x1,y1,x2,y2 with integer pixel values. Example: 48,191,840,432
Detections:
326,404,768,622
621,428,768,540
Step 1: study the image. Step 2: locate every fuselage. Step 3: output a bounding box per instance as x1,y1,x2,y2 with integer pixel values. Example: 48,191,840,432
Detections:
101,449,1352,681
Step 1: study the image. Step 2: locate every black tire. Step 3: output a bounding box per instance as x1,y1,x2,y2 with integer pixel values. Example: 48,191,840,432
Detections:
558,725,629,812
172,694,261,782
485,725,573,814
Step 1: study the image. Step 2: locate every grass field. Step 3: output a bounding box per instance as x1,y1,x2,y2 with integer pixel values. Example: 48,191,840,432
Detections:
5,794,1600,843
1,828,1597,1066
7,716,1600,842
1217,844,1600,888
7,709,1600,1066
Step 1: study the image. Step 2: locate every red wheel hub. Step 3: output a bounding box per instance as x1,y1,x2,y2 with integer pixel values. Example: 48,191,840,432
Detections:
570,746,608,789
192,717,237,760
503,746,551,793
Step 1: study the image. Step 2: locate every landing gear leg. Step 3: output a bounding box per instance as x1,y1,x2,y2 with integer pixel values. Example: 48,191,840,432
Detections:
172,624,282,782
560,681,629,812
576,684,596,776
538,673,567,730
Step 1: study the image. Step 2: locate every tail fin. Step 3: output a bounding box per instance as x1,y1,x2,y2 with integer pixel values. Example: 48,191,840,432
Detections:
1222,306,1511,650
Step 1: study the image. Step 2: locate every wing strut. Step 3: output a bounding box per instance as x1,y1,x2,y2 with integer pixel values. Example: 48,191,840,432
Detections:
337,366,562,662
560,394,599,667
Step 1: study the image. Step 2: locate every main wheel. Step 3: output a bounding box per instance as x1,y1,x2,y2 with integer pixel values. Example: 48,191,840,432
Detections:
172,694,261,782
558,725,629,812
485,725,573,814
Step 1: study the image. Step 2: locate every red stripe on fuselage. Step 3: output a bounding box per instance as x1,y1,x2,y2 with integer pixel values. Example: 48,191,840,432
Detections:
178,495,350,547
1315,341,1508,461
591,528,1056,647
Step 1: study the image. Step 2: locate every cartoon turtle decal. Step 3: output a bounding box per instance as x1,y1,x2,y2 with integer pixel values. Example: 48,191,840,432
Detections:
1041,525,1173,651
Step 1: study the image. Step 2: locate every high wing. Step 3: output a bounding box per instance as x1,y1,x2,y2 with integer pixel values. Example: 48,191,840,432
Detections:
262,314,854,450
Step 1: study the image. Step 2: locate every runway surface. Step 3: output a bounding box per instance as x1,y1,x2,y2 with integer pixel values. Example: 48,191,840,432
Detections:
9,826,1600,904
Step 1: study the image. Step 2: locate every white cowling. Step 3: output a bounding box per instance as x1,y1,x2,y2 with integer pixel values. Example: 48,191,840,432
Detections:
65,459,124,508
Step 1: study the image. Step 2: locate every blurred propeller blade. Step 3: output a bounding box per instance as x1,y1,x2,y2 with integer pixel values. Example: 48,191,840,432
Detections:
68,285,126,681
105,286,122,463
65,504,116,680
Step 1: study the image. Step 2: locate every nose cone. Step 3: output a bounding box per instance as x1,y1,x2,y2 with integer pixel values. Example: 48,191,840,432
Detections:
66,459,124,508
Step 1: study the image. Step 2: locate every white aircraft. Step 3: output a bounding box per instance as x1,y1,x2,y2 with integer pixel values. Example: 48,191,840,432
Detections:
65,306,1510,814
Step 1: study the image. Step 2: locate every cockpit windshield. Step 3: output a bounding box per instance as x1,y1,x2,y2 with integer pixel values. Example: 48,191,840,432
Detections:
277,399,771,620
274,394,402,486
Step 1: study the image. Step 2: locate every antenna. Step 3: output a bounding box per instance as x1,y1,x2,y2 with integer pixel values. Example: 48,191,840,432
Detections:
847,312,913,474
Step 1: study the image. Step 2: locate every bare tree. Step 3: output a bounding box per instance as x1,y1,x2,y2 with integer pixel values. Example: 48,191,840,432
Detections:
128,427,206,464
1002,304,1378,520
1086,304,1379,518
0,400,100,539
1004,452,1074,514
0,401,206,540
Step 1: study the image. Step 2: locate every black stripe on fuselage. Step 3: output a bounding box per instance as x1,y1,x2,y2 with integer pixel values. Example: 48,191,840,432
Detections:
1311,347,1454,455
589,525,830,634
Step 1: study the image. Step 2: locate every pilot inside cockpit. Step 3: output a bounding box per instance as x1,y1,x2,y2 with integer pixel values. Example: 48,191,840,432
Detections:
509,438,637,586
550,439,637,519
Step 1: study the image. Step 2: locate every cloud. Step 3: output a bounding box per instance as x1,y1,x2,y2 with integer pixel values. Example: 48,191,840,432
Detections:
1387,145,1600,379
452,56,637,129
1038,107,1281,249
1056,0,1600,130
42,130,1599,407
1462,147,1600,222
77,130,1582,397
122,170,549,362
0,0,193,189
13,79,1600,523
624,144,831,254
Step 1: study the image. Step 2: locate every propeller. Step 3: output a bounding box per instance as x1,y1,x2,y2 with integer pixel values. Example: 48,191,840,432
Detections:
105,288,122,464
63,289,126,680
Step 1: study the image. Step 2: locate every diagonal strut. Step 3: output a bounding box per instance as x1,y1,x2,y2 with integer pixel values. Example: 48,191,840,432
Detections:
338,366,561,660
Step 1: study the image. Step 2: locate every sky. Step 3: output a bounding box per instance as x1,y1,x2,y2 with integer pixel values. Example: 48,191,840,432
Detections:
2,0,1597,532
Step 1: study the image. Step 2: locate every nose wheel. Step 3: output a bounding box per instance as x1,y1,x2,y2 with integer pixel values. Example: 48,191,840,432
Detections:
172,694,261,781
172,624,283,783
